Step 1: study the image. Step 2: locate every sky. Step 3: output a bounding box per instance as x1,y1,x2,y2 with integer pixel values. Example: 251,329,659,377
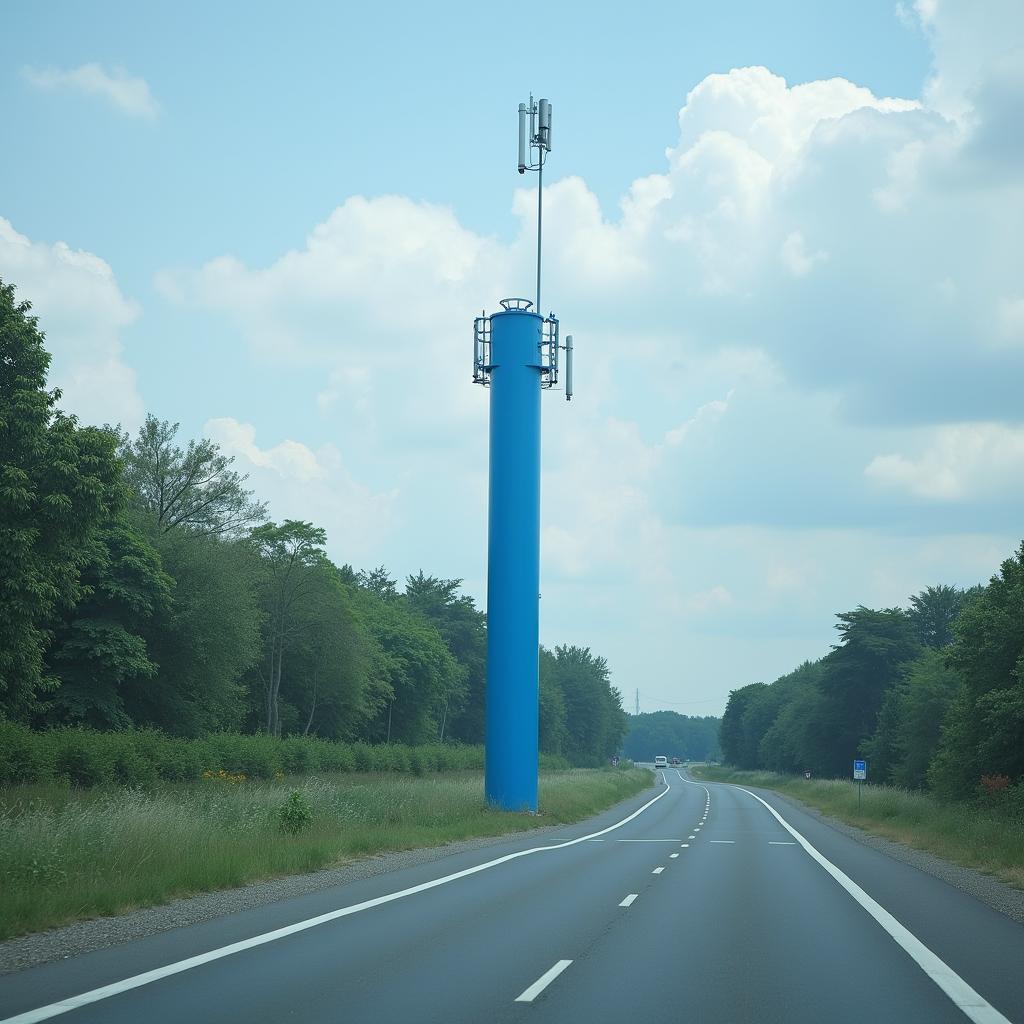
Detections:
2,0,1023,717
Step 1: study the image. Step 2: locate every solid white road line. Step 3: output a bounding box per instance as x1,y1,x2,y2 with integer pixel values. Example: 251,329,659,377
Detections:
515,960,573,1003
619,894,639,907
682,773,1011,1024
652,867,665,874
0,775,680,1024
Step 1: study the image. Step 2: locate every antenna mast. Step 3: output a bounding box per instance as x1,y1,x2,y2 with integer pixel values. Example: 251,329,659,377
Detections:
518,95,552,315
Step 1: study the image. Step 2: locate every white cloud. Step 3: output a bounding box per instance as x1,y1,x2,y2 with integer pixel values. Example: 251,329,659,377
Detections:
204,418,399,559
780,231,827,277
865,423,1024,501
22,63,158,118
685,584,734,613
0,217,144,428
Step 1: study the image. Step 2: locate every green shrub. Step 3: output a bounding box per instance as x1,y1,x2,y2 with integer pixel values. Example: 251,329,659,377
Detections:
278,790,314,836
280,737,317,775
0,722,55,784
49,730,115,787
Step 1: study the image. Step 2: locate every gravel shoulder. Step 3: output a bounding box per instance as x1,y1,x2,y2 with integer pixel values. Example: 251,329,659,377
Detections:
4,781,1022,977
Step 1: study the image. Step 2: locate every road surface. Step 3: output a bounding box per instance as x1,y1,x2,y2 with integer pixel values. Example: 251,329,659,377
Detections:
2,768,1022,1023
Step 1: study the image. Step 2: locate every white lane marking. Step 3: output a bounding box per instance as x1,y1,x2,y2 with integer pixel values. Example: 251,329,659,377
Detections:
515,960,573,1003
680,843,690,848
769,841,796,846
586,839,605,842
1,776,678,1024
619,893,639,907
709,840,735,844
688,835,696,839
670,853,679,859
695,777,1012,1024
652,867,665,874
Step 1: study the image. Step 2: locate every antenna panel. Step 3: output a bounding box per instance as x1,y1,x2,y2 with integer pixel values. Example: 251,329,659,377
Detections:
518,103,528,173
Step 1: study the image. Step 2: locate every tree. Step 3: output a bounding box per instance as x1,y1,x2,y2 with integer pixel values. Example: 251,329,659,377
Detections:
546,646,627,766
930,543,1024,797
814,607,920,777
267,564,388,740
907,585,981,649
354,583,462,745
120,415,267,536
249,521,329,735
403,572,485,743
0,280,120,717
863,649,963,788
140,524,263,734
42,506,173,728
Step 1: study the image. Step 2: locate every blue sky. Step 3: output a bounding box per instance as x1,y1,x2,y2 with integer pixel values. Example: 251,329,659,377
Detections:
3,1,1022,715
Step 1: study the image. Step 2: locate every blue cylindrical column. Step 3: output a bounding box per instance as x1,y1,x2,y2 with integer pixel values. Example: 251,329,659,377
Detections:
485,307,542,812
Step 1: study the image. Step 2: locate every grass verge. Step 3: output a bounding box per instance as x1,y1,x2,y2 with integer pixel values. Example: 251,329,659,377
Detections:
0,767,650,940
690,765,1024,890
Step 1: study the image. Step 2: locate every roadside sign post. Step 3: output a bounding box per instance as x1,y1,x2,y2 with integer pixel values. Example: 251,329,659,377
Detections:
853,759,867,811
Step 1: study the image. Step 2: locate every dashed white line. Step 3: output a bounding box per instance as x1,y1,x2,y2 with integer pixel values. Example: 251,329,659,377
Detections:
670,853,679,858
652,867,665,874
769,841,796,846
515,960,574,1003
619,894,639,907
709,840,735,844
680,843,690,848
688,834,696,839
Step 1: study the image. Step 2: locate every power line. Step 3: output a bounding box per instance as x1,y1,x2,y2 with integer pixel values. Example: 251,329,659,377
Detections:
636,693,721,710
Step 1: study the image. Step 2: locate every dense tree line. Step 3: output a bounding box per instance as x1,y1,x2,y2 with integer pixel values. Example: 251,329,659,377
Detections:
720,567,1024,801
621,712,721,763
0,278,627,765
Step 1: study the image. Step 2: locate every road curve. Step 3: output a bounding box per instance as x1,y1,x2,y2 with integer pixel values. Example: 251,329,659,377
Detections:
1,769,1022,1024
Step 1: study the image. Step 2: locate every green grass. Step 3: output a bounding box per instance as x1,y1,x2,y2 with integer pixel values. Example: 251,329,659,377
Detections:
0,767,651,940
691,765,1024,890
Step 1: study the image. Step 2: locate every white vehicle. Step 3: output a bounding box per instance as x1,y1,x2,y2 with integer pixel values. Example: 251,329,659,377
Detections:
654,755,669,769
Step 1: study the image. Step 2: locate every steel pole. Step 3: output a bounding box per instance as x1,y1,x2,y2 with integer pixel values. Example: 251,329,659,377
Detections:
485,306,542,812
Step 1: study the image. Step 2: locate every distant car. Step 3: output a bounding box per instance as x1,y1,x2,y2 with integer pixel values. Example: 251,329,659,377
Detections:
654,755,669,769
670,757,681,766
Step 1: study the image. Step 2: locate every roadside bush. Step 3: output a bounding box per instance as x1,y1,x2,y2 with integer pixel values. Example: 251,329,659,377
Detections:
0,722,55,784
278,790,313,836
48,730,115,787
280,737,317,775
0,726,528,788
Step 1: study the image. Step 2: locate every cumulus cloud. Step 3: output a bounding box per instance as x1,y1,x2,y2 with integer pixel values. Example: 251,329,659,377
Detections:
0,218,144,428
865,423,1024,502
22,63,158,118
204,418,398,559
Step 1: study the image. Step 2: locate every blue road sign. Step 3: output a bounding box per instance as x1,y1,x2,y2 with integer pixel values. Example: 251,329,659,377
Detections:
853,760,867,780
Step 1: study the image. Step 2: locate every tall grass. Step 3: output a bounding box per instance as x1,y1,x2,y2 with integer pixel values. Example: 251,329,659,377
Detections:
0,767,650,939
692,766,1024,890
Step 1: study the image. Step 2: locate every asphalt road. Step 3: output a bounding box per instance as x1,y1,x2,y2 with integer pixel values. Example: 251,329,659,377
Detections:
2,768,1023,1024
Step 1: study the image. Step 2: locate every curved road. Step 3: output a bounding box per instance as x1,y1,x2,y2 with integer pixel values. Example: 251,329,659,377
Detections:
2,769,1022,1023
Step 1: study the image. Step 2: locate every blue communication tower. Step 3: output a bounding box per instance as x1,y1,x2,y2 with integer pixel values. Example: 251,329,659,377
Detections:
473,96,573,812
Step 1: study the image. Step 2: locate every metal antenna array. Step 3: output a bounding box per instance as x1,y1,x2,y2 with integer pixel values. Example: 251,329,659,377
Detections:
518,96,552,317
